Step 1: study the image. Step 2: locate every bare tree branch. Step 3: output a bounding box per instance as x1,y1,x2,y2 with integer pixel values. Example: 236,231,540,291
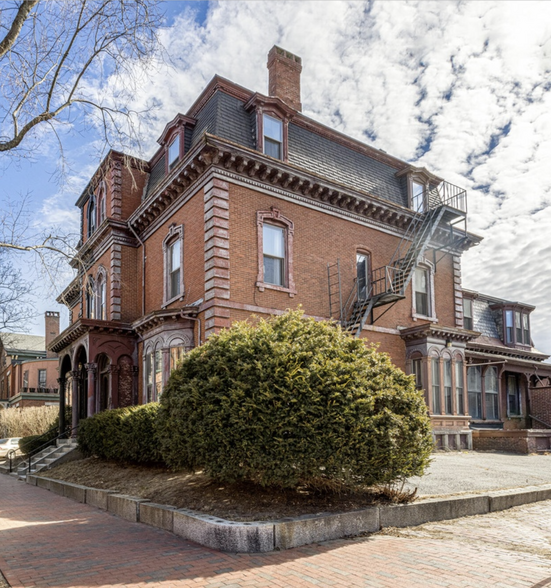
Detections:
0,0,39,60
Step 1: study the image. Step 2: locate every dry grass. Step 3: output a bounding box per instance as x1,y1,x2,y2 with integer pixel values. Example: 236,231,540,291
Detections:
41,457,413,521
0,406,57,438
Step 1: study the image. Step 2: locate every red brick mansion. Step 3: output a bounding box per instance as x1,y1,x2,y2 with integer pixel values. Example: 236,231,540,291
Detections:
50,46,551,452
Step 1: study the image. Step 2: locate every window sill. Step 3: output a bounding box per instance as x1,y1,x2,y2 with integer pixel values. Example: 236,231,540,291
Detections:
256,281,296,297
412,313,438,322
162,293,185,309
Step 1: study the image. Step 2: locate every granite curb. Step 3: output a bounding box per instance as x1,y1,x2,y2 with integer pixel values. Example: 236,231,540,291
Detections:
26,474,551,553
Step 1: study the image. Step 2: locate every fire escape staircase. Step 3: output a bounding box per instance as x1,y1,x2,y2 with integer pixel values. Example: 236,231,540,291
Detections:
328,181,467,338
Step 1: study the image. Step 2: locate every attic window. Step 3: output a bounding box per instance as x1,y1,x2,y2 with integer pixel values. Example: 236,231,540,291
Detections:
263,114,283,160
168,135,180,170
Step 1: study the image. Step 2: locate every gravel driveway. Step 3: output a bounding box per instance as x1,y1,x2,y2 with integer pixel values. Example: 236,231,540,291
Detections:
408,451,551,497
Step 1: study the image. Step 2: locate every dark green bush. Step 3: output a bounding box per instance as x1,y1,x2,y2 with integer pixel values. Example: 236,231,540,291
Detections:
78,403,161,464
158,309,433,490
19,406,72,455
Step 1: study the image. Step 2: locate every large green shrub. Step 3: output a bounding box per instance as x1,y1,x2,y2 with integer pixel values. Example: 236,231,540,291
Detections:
78,403,161,464
158,310,433,490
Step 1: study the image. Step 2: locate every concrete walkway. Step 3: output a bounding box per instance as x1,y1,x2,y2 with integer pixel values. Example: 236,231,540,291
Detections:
1,473,551,587
409,451,551,496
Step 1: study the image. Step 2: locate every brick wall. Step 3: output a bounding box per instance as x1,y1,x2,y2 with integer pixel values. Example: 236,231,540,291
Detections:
530,388,551,428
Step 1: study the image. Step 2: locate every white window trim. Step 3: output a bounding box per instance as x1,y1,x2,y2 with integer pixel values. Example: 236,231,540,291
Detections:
412,260,437,322
162,224,185,307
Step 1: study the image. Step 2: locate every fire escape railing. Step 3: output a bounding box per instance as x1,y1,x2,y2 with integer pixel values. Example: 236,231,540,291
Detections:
331,180,467,337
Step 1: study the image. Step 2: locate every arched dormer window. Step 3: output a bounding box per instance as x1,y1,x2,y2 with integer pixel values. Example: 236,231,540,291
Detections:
87,195,96,237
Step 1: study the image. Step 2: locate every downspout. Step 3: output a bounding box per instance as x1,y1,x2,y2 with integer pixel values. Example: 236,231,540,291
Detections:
128,222,146,316
181,311,202,346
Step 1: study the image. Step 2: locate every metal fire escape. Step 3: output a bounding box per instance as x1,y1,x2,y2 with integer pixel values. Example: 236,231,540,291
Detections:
328,181,468,338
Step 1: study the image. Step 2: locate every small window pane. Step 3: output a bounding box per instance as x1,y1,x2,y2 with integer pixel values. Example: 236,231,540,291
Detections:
263,225,285,257
168,136,180,168
170,240,180,272
170,268,180,298
263,115,282,141
264,256,284,286
264,138,281,159
515,311,522,343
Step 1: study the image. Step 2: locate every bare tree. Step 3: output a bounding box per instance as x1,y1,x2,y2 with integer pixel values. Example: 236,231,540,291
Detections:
0,0,163,156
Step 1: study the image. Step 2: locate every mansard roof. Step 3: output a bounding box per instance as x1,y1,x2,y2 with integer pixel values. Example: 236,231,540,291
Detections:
143,75,422,207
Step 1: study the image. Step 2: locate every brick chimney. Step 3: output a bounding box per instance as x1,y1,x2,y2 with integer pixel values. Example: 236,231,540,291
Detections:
267,46,302,112
45,311,60,358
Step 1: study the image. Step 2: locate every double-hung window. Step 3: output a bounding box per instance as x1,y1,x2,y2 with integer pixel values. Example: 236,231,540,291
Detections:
505,310,514,344
163,225,184,304
414,266,430,317
38,369,47,390
263,224,285,286
468,366,482,419
507,374,521,416
444,359,452,415
263,114,283,160
431,358,441,414
463,298,473,330
485,367,499,420
168,135,180,170
412,181,425,213
455,361,464,415
169,240,181,299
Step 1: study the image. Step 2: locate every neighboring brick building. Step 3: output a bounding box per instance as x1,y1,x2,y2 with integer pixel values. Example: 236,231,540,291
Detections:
0,312,61,408
50,46,551,451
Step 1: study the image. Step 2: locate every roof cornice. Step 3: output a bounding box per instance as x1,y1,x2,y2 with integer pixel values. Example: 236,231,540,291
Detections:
48,319,134,354
399,323,480,343
128,135,480,254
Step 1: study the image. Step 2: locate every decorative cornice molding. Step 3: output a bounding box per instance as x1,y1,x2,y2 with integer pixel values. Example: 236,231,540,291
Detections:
132,307,199,336
49,319,134,353
399,323,479,343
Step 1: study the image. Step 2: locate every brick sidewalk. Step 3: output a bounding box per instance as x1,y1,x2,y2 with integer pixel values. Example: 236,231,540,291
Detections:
0,474,550,588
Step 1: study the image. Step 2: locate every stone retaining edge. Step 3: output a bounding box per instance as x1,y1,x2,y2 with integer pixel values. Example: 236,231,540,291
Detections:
27,475,551,553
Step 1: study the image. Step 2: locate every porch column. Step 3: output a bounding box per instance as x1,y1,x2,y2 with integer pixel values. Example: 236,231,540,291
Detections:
85,363,97,417
57,376,66,437
70,370,79,435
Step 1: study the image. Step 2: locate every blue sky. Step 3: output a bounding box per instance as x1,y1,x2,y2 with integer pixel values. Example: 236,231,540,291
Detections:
2,0,551,354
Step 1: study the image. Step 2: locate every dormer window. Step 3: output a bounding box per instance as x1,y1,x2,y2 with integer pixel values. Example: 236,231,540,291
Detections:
263,114,283,160
168,135,180,170
500,307,531,347
412,181,425,213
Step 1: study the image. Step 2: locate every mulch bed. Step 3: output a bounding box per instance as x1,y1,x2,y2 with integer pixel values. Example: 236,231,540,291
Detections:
38,457,408,521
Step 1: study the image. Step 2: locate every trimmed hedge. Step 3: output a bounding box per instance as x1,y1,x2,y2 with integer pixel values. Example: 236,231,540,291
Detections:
158,309,433,490
78,404,161,464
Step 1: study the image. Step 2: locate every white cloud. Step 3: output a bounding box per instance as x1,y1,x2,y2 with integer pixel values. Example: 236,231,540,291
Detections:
72,0,551,353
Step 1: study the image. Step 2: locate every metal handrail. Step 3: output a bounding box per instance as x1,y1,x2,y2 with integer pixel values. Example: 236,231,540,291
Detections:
7,448,19,473
24,425,79,476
